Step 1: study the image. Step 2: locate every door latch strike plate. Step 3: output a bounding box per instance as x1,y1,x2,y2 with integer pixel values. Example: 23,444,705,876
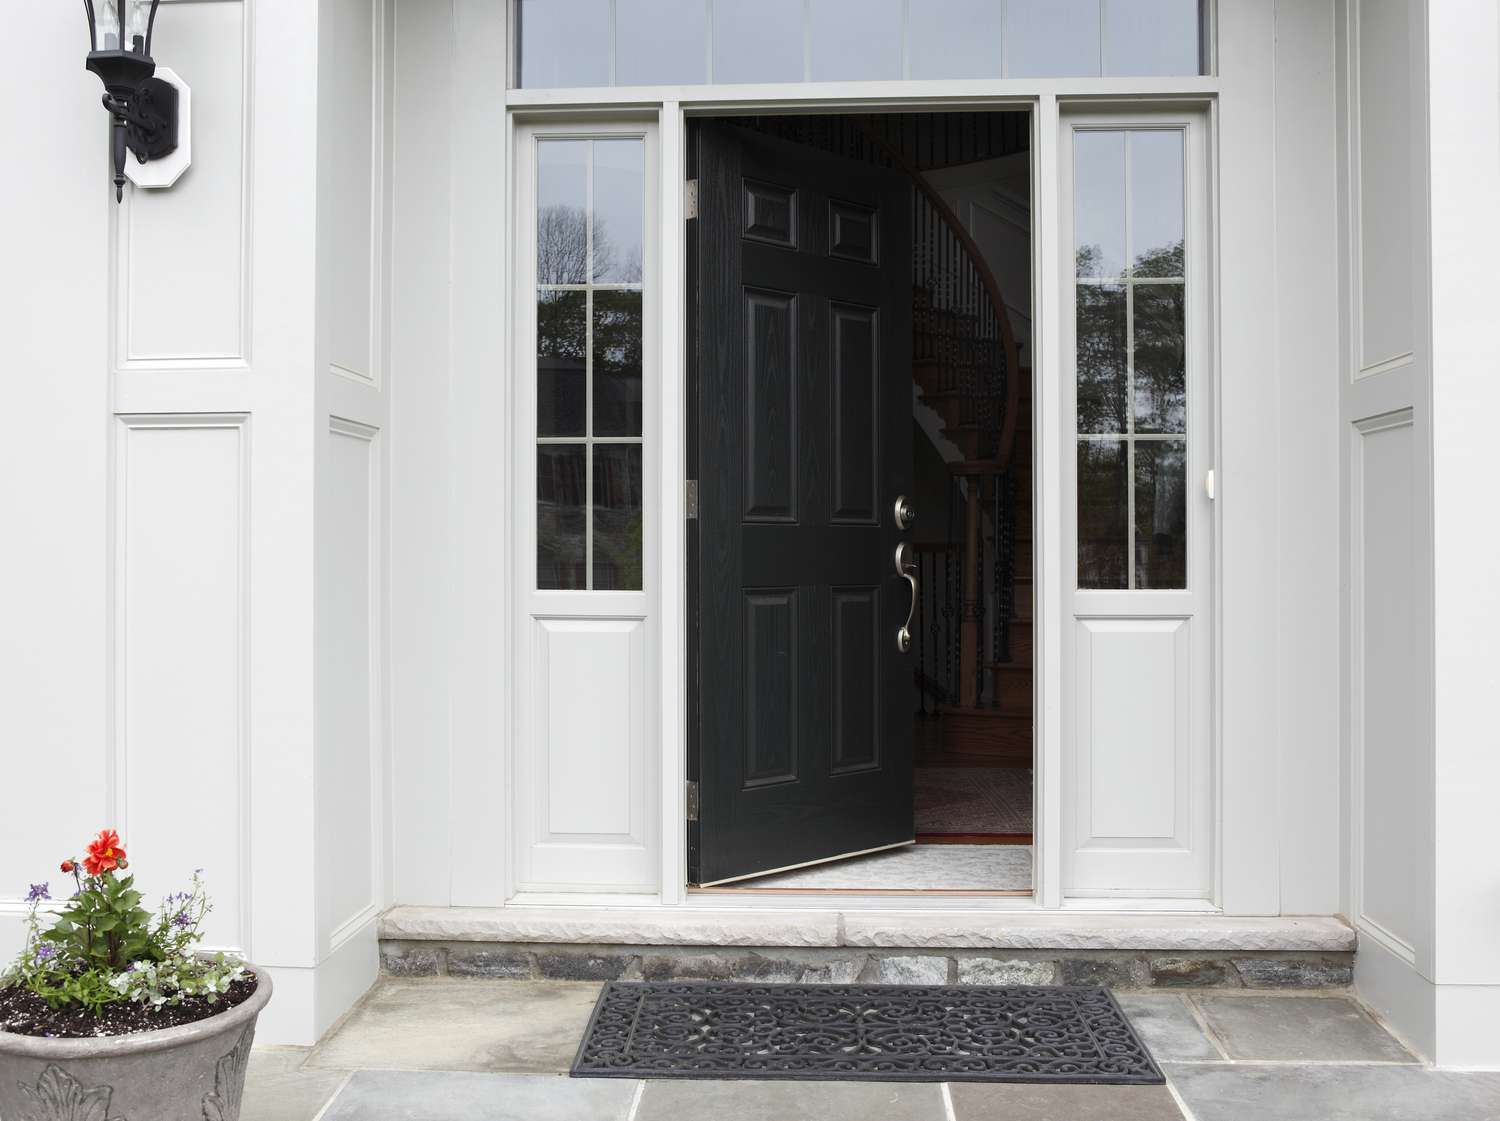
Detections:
684,179,699,221
685,479,699,519
686,780,700,821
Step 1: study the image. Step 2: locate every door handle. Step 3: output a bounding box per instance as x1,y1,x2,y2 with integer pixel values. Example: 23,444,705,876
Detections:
894,541,918,654
893,494,917,530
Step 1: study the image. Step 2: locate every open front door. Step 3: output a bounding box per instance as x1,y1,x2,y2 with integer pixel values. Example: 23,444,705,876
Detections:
690,121,914,886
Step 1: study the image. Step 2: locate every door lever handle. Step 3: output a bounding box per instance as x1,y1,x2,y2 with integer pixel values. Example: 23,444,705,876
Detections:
894,542,918,654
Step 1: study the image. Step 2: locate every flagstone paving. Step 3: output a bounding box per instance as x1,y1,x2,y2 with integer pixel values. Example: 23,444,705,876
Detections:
242,979,1500,1121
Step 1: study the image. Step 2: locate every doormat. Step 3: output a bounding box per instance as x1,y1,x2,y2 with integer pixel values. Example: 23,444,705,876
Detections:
570,982,1163,1084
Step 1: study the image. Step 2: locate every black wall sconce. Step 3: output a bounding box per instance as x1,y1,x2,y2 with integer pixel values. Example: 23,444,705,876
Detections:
83,0,178,202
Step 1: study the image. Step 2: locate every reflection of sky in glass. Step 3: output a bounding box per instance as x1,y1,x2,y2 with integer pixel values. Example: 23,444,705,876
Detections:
1008,0,1101,77
519,0,609,88
616,0,708,85
1130,131,1184,273
810,0,903,81
1075,132,1125,277
714,0,805,83
1104,0,1200,76
910,0,1004,79
593,141,645,283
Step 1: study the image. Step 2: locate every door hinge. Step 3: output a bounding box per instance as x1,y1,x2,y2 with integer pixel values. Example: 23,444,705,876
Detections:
684,179,699,221
685,780,700,822
685,479,699,519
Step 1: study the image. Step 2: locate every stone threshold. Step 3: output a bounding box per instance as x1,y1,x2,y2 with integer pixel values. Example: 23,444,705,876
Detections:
379,906,1355,953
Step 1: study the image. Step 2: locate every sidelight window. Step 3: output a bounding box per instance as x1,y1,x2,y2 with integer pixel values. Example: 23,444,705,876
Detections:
1073,127,1188,590
534,137,646,591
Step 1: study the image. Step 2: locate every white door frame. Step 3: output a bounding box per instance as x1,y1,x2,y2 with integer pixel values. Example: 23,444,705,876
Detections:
478,32,1289,913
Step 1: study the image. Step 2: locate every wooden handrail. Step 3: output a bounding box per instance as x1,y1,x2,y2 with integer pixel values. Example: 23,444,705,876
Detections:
857,117,1024,473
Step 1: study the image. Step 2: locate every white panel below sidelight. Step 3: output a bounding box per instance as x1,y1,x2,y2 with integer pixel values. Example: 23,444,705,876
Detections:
116,415,248,951
518,616,654,891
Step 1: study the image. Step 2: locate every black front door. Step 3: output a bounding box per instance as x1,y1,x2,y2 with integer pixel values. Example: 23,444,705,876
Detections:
690,121,914,886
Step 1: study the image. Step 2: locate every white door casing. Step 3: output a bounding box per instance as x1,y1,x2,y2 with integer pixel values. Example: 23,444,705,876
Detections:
1059,107,1215,901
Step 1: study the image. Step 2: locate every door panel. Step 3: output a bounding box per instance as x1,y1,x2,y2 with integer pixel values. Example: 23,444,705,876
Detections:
691,122,914,886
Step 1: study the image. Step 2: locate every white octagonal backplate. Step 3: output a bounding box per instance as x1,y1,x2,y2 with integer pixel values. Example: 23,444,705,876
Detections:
125,66,191,189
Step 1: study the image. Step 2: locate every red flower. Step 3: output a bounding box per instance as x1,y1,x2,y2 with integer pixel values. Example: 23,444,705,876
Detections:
60,860,74,874
83,830,126,876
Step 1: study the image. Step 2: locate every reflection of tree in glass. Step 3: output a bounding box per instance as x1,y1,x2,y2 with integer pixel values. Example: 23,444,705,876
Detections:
1076,283,1128,435
537,205,643,285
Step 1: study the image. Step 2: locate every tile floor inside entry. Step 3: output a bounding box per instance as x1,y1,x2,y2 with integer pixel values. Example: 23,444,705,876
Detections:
245,979,1500,1121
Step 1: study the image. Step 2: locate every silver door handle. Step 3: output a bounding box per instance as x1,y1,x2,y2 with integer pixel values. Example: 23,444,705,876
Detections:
894,542,918,653
894,494,916,530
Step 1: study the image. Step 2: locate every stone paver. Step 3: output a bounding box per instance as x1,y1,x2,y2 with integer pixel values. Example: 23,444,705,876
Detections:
318,1070,638,1121
1166,1062,1500,1121
949,1082,1185,1120
305,977,602,1073
240,1048,349,1121
1191,995,1416,1063
634,1079,944,1120
1117,993,1224,1061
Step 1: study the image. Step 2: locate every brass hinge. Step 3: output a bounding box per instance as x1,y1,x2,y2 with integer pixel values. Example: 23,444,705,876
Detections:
684,179,699,221
686,780,700,822
685,479,699,519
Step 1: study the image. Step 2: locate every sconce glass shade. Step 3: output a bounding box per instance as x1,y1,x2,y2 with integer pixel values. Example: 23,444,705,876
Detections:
83,0,160,56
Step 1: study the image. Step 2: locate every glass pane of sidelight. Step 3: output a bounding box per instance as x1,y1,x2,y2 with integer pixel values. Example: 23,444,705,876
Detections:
537,291,588,437
1130,131,1185,276
518,0,610,88
1078,440,1130,589
537,445,589,589
592,140,645,283
713,0,806,84
1133,284,1186,433
811,0,903,81
615,0,709,85
593,291,644,437
1134,440,1188,588
1007,0,1102,78
1076,284,1128,434
593,445,645,590
1074,132,1126,278
1103,0,1201,77
537,141,589,285
909,0,1003,79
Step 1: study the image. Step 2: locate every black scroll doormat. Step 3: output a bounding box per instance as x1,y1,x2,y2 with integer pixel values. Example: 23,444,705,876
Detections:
570,981,1164,1084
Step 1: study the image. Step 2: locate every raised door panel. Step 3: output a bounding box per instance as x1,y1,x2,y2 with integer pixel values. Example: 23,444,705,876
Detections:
831,586,880,774
521,617,654,890
830,303,879,524
744,590,799,787
743,289,798,522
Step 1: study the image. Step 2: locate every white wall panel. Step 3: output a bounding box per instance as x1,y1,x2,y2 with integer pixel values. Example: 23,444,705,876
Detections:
323,0,378,382
115,416,248,950
317,420,382,945
121,1,248,364
1354,0,1415,374
518,617,654,890
1351,413,1419,956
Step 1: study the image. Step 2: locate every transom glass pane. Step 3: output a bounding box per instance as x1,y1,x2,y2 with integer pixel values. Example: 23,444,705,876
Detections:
516,0,1205,87
1074,127,1188,590
535,137,646,591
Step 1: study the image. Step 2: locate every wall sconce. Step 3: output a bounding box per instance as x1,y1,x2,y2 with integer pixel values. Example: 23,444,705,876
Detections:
82,0,179,202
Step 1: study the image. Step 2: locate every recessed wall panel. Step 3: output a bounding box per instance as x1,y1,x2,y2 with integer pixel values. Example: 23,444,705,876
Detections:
1356,417,1420,949
118,417,246,949
325,0,378,381
124,2,246,362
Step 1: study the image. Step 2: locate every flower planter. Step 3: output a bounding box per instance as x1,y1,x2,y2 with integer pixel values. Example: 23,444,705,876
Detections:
0,965,271,1121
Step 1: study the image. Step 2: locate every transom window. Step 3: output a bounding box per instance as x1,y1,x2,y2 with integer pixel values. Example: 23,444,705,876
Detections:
1073,127,1188,590
535,137,646,590
515,0,1206,88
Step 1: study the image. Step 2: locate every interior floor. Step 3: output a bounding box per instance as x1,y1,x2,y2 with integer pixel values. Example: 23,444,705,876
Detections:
915,765,1032,839
728,843,1032,893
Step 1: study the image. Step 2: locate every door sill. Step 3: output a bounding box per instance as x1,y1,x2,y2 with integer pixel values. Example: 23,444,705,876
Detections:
696,839,915,888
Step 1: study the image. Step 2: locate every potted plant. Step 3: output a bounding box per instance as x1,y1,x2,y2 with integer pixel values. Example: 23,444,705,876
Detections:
0,830,271,1121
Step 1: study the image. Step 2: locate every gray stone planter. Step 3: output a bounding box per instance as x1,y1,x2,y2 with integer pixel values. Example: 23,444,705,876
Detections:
0,965,271,1121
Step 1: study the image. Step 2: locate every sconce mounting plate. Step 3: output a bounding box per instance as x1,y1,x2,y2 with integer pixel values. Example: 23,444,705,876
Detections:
125,67,191,190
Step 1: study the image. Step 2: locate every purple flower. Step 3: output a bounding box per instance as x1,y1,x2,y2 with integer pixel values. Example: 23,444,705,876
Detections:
33,944,55,962
172,911,193,929
25,883,49,903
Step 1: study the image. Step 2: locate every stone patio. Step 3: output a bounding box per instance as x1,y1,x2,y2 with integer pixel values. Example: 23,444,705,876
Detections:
244,979,1500,1121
